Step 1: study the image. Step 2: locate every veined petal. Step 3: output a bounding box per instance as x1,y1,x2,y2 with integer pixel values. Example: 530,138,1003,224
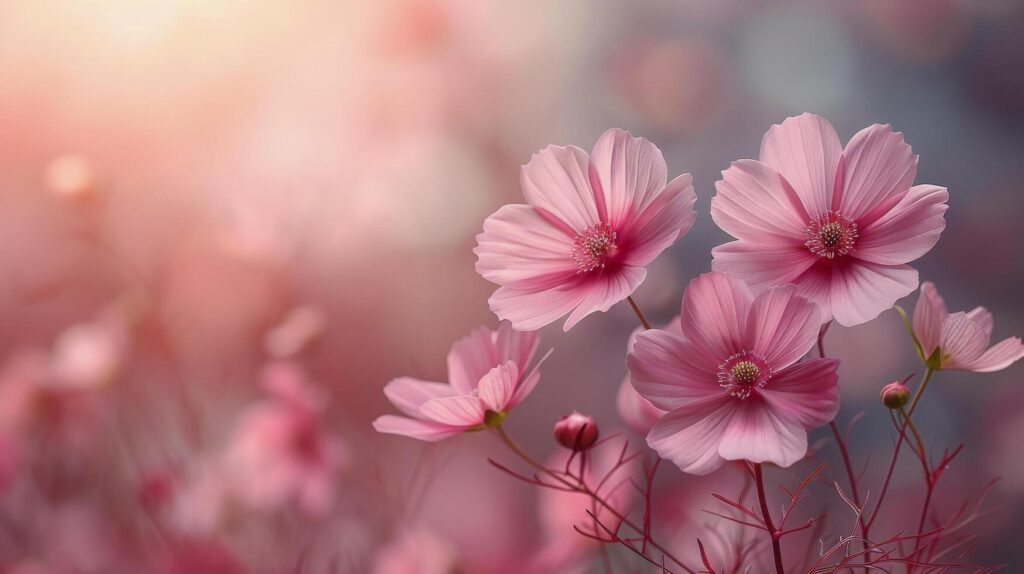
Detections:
588,128,669,228
680,272,754,361
475,204,578,291
562,266,647,331
839,124,918,221
759,113,843,219
372,415,464,442
711,240,818,293
759,358,839,429
938,312,989,370
617,173,697,268
718,399,808,468
829,260,918,327
711,160,810,243
446,327,499,395
383,377,458,417
646,396,735,475
856,185,948,265
966,306,994,339
477,362,518,413
520,144,599,232
487,282,588,332
745,284,822,370
419,395,485,427
627,329,723,412
957,337,1024,373
493,321,540,376
913,281,947,356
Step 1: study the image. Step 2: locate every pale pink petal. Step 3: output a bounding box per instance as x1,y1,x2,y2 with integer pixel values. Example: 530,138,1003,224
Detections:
646,396,735,475
562,266,647,331
759,359,840,429
508,348,552,408
487,283,588,332
966,306,994,339
745,284,822,370
418,395,485,427
520,145,599,232
938,312,989,370
679,272,754,362
616,379,666,435
829,261,918,327
789,260,834,323
372,415,464,442
711,160,809,243
474,204,577,290
617,173,697,268
855,185,948,265
759,113,843,218
711,241,818,293
958,337,1024,373
839,124,918,221
383,378,458,417
446,327,498,395
912,281,947,356
717,399,808,468
588,128,669,228
493,321,540,371
477,362,518,413
627,329,723,411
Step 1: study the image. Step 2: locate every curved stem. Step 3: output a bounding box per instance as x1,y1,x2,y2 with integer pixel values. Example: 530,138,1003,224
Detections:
754,464,785,574
492,426,695,573
627,295,652,331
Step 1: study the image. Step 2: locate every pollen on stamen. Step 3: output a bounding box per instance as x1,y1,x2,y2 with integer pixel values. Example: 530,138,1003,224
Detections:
571,223,617,273
717,351,772,399
805,211,858,259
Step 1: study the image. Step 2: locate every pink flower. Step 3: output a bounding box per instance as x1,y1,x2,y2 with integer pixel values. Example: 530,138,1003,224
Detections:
711,113,948,326
616,321,674,435
475,129,696,331
627,272,840,474
912,281,1024,372
373,322,549,441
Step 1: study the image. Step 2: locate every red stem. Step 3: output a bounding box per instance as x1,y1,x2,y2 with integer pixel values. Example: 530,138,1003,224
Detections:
754,464,786,574
627,295,652,330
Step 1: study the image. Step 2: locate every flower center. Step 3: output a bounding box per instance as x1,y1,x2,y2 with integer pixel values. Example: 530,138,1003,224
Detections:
572,223,617,273
804,211,858,259
718,351,772,399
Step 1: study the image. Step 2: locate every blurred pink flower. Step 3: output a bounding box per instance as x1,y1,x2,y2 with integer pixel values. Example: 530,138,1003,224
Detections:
49,317,129,389
475,129,696,331
372,528,460,574
627,272,840,474
912,281,1024,372
263,305,327,358
223,365,347,516
711,113,948,326
374,322,548,441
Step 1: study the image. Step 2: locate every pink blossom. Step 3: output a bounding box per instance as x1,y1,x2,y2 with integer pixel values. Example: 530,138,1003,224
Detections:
552,411,599,451
912,281,1024,372
475,129,696,331
373,322,548,441
627,272,840,474
711,113,948,326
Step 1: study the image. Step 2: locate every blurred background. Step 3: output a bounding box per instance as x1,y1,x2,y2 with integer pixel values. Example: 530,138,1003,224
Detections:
1,0,1023,572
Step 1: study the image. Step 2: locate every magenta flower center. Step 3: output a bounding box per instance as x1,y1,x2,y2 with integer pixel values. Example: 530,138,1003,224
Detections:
572,222,617,273
718,351,772,399
804,211,858,259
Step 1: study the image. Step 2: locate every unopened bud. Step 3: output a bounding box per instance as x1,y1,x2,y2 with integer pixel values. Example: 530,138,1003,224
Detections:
553,411,599,451
880,382,911,409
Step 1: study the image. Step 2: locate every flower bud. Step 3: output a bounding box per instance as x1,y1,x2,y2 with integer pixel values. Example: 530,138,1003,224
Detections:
553,411,599,451
880,382,911,409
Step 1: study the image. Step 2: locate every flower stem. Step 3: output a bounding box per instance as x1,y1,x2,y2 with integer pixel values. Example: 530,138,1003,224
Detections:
627,295,652,330
754,463,785,574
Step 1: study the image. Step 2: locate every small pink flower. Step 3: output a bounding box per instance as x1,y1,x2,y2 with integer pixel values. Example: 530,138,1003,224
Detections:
912,281,1024,372
711,113,948,326
627,272,840,474
373,322,549,441
475,129,696,331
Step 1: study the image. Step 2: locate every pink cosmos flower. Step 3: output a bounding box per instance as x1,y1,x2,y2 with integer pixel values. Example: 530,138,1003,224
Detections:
711,113,949,326
475,129,697,331
616,320,675,435
373,322,548,441
627,272,840,474
912,281,1024,372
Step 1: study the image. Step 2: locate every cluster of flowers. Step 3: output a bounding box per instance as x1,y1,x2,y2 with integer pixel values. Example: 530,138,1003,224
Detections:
376,114,1023,572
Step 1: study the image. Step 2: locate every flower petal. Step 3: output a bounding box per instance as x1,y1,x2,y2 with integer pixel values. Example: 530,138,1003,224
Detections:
446,327,499,395
646,396,734,475
562,266,647,331
616,379,666,435
680,272,754,362
712,242,818,296
759,358,840,429
520,144,599,232
617,173,697,268
477,362,519,412
829,261,918,327
839,124,918,221
487,283,588,332
912,281,947,356
957,337,1024,373
509,348,552,409
383,377,458,417
966,306,994,339
745,284,822,369
588,128,669,228
938,312,989,370
628,329,723,411
493,321,540,376
475,204,578,291
711,159,810,243
718,399,808,468
759,113,843,219
418,395,485,427
372,415,464,442
856,185,948,265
